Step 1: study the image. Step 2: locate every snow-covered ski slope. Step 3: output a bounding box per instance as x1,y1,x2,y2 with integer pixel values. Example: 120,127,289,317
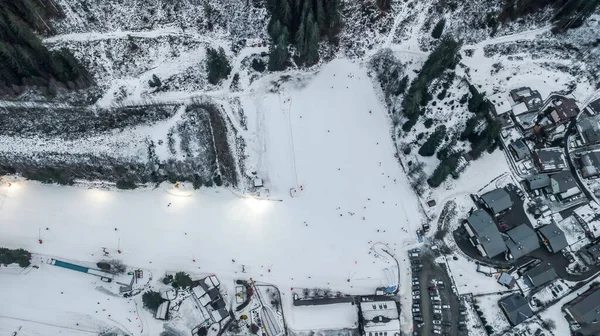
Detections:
0,59,421,334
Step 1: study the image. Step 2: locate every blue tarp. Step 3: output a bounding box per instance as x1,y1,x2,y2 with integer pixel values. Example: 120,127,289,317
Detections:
53,260,90,273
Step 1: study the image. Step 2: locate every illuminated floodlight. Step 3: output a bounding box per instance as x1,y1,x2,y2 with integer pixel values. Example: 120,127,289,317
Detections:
166,182,193,197
244,197,271,215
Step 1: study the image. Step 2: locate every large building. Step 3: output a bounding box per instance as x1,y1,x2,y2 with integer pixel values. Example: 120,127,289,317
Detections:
360,298,400,336
534,148,566,172
510,87,543,111
505,224,540,259
499,294,533,326
480,188,513,215
577,115,600,145
509,139,531,161
526,262,557,287
580,151,600,178
548,97,579,125
565,287,600,335
464,209,507,258
537,223,568,253
548,170,580,200
526,174,550,191
574,201,600,239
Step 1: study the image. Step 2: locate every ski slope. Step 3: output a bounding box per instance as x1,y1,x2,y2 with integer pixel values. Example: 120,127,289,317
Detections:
0,59,422,334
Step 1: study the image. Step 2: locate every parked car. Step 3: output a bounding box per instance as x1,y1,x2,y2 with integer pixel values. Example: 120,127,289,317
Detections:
412,277,419,281
409,253,420,258
458,325,467,331
458,321,466,325
413,280,420,286
432,320,441,325
442,305,450,309
442,321,452,326
432,305,441,310
413,316,423,322
428,286,437,291
412,291,420,295
412,248,421,253
432,329,441,335
459,306,467,312
433,309,442,314
412,266,423,272
413,303,420,308
459,311,467,315
430,296,440,301
433,325,442,330
412,285,420,290
411,259,422,265
412,308,420,313
413,295,420,300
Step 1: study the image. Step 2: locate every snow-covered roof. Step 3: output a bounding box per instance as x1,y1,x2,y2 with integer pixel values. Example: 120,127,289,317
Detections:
210,307,229,322
360,301,398,320
526,174,550,190
192,285,206,298
199,293,212,306
574,202,600,238
512,102,530,116
488,93,512,115
498,273,516,288
155,301,170,320
535,148,566,172
209,275,220,287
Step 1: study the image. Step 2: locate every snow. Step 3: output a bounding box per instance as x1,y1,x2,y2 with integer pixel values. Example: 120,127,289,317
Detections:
0,59,422,334
288,303,358,331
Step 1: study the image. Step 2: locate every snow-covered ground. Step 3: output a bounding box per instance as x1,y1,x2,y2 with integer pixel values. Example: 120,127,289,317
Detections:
0,59,421,334
288,303,358,331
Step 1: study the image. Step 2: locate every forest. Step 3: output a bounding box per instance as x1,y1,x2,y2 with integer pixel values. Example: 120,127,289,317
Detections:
499,0,600,32
266,0,341,70
0,0,92,96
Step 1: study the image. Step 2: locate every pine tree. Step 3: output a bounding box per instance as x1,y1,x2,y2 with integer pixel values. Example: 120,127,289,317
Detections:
278,0,291,27
268,27,289,71
306,21,319,64
315,0,325,32
295,20,306,58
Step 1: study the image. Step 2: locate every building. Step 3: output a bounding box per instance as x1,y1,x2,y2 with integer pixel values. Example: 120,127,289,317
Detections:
509,139,531,161
191,275,229,323
512,102,530,116
505,224,540,259
498,272,517,289
577,115,600,145
548,170,580,200
534,148,566,172
565,287,600,335
574,202,600,239
548,97,579,125
586,98,600,115
499,294,533,326
537,223,568,253
526,174,550,191
510,87,543,111
464,209,507,258
580,242,600,265
481,188,513,215
526,262,558,287
360,298,400,336
488,93,512,116
155,301,170,320
580,151,600,178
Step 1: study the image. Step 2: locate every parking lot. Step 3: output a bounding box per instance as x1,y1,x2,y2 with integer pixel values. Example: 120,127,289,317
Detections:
409,248,467,336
